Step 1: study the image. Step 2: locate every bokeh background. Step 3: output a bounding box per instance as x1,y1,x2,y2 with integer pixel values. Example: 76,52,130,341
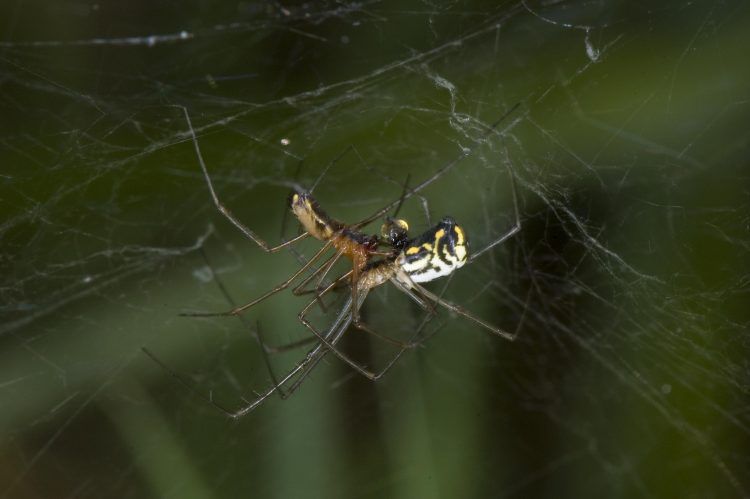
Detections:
2,1,749,497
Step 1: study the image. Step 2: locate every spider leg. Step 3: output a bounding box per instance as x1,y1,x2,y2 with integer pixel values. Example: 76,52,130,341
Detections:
351,104,523,231
388,172,433,230
179,242,341,398
408,281,519,342
191,248,291,398
297,285,381,380
142,285,356,418
251,320,289,399
308,145,354,194
291,270,351,299
253,320,322,402
182,106,310,253
258,334,318,354
346,262,424,349
242,292,360,411
256,271,359,400
282,290,357,395
468,159,521,262
261,270,352,356
388,276,437,316
370,167,432,225
141,346,297,418
352,294,443,381
143,287,406,420
223,335,336,418
297,280,432,381
291,249,345,313
181,240,335,317
343,146,430,227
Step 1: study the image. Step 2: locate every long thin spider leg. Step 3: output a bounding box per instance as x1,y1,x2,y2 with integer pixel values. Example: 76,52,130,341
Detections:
229,340,332,418
346,265,424,350
297,282,425,381
255,317,320,402
283,292,357,395
189,245,338,395
253,321,287,398
289,275,455,389
181,106,310,253
181,240,334,317
409,281,518,341
289,251,339,294
235,286,363,412
291,249,345,313
390,173,432,226
193,248,288,398
143,284,357,419
255,278,361,402
391,173,411,219
351,103,523,230
195,248,258,338
383,173,433,231
346,280,425,347
298,275,447,383
288,272,451,402
349,146,433,227
253,271,353,354
292,270,352,298
354,284,450,381
388,275,436,314
390,272,456,347
469,157,521,262
309,145,353,194
296,284,381,379
141,345,307,419
259,334,318,354
311,251,347,298
349,263,361,325
351,317,422,349
381,276,442,349
295,272,353,318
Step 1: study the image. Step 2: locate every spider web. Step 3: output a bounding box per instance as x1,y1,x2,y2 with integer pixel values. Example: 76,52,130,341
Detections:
2,0,749,497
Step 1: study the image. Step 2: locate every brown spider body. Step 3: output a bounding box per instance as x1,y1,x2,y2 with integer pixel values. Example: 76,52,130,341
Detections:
290,191,383,275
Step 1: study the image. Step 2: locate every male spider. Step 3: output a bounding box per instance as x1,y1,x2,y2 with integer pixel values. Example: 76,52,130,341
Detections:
144,106,523,418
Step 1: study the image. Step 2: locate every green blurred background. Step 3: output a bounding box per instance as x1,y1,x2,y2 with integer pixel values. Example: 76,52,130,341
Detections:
2,1,749,497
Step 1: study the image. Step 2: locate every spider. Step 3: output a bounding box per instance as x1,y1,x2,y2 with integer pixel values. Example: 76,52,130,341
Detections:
144,105,523,418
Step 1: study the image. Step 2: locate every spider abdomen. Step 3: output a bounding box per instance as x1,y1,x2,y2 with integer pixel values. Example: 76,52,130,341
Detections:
399,217,468,283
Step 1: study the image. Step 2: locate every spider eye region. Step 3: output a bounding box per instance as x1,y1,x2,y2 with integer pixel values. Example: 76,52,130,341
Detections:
399,218,468,283
381,217,410,251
